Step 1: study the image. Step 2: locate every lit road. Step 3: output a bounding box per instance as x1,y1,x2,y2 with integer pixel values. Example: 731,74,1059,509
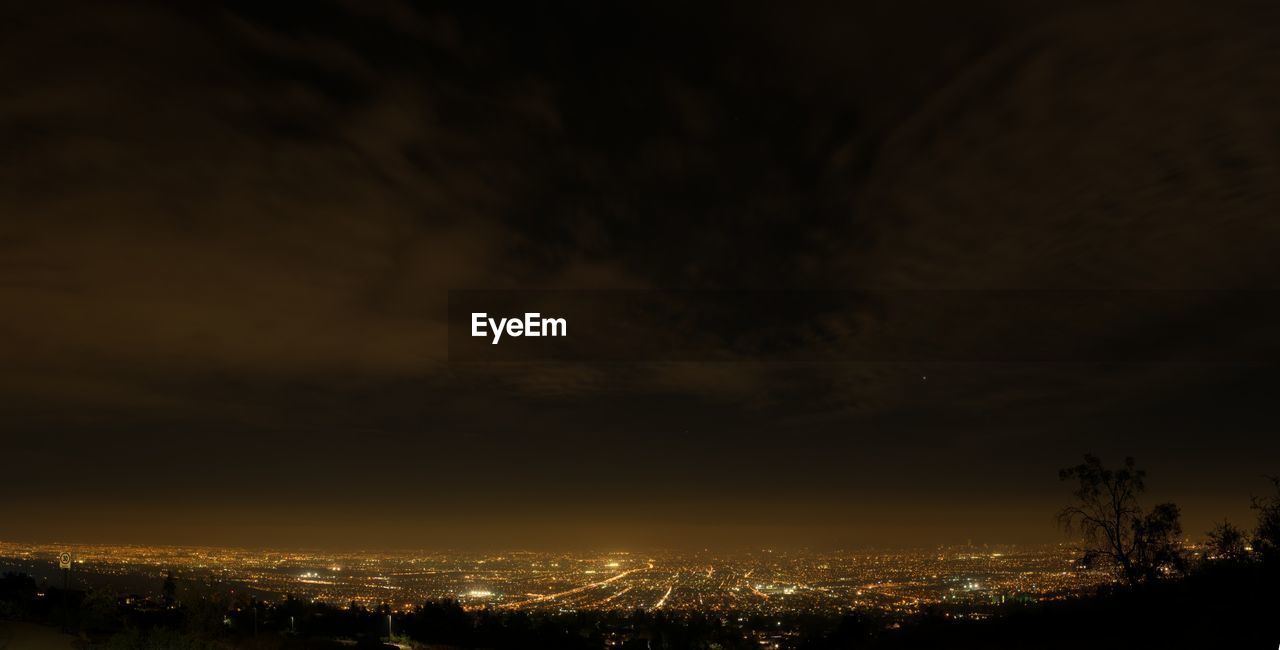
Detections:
500,565,648,609
652,584,675,610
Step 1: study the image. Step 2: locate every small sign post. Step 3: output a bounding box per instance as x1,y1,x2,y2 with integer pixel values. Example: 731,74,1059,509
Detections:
58,551,71,589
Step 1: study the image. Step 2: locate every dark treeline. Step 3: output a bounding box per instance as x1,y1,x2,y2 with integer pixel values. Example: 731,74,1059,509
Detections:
2,457,1278,649
3,564,1277,649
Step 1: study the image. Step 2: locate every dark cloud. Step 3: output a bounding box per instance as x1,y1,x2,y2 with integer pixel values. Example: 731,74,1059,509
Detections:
3,0,1280,548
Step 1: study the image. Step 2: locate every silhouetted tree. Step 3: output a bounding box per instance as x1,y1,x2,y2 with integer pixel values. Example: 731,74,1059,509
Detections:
161,569,177,606
182,593,231,638
1204,520,1248,562
1058,454,1184,585
1251,475,1280,562
1132,501,1185,577
0,572,38,619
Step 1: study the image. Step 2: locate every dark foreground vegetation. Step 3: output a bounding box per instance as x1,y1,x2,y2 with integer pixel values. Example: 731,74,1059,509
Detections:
3,457,1277,649
3,562,1277,650
855,560,1278,649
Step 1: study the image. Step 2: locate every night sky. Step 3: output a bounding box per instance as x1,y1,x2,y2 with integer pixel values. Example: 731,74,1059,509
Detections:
4,1,1280,550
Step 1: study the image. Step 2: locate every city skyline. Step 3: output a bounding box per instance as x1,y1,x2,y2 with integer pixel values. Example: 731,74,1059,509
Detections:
0,540,1115,616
